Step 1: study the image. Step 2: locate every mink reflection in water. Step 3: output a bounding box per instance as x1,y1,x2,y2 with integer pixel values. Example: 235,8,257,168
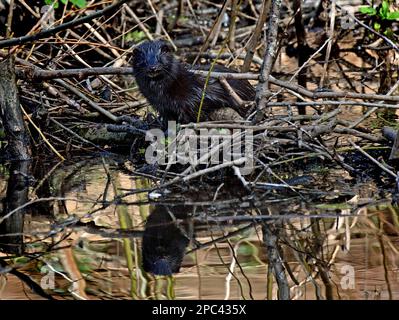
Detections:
132,40,255,125
142,205,190,276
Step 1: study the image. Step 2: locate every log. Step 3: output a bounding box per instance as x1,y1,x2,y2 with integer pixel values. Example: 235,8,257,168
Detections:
0,56,30,160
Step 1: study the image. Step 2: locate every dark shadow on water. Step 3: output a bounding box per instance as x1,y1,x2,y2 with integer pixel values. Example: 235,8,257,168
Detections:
142,205,190,276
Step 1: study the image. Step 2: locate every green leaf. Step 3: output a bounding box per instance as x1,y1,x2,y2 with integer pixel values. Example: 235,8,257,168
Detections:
379,1,390,18
374,21,381,31
45,0,87,9
71,0,87,9
359,6,376,15
44,0,59,9
386,11,399,20
124,30,146,42
384,28,394,38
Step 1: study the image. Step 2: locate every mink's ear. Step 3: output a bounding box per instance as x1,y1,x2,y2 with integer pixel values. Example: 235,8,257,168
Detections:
132,47,139,60
131,47,143,67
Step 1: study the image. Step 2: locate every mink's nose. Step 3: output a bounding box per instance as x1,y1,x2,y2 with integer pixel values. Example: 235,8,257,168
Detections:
147,65,161,77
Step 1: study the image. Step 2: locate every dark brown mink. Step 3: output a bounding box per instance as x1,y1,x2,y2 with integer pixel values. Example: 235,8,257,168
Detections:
132,40,255,125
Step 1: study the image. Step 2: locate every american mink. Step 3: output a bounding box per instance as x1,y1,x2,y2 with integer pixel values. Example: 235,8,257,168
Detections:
132,40,255,125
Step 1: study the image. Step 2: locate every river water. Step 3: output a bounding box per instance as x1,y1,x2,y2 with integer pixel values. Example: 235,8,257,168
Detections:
0,155,398,300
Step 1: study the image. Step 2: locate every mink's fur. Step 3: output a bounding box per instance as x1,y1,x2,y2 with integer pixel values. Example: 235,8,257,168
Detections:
132,40,255,125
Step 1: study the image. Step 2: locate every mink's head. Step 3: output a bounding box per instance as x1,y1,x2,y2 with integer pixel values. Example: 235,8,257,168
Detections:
132,40,175,81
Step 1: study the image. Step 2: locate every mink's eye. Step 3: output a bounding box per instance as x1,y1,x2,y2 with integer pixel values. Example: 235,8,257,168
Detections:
160,44,170,54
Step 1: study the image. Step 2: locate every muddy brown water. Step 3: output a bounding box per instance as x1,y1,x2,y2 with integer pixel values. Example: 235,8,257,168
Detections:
0,156,398,300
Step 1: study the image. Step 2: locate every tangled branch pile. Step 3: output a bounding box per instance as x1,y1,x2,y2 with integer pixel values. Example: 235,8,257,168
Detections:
0,0,398,190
